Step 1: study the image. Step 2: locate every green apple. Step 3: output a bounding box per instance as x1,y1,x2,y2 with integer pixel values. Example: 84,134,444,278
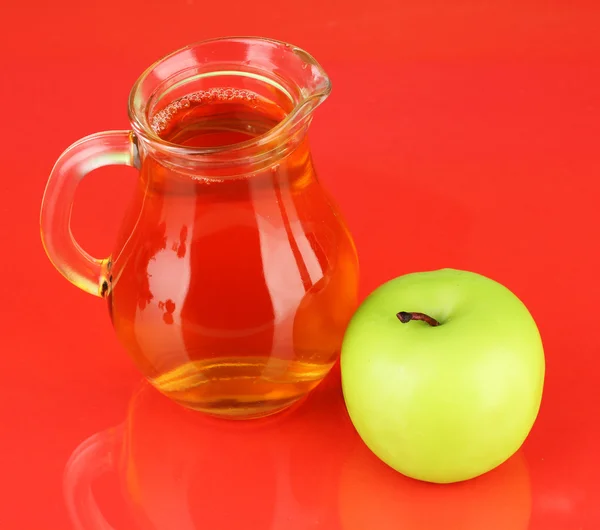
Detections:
340,268,545,484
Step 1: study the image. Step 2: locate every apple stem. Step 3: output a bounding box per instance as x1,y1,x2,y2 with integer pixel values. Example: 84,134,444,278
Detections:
396,312,440,327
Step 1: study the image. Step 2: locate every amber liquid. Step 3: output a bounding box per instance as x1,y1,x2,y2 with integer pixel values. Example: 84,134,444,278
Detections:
109,88,359,418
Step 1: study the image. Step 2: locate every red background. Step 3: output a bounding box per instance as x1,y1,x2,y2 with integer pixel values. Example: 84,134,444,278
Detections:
1,1,599,528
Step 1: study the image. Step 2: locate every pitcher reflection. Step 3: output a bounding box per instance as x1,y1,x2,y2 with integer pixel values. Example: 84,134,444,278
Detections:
64,373,354,530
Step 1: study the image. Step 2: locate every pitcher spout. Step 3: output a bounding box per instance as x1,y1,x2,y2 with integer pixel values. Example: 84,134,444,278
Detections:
285,44,332,122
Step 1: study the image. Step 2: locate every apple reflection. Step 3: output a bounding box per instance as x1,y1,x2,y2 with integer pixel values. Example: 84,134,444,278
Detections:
339,441,532,530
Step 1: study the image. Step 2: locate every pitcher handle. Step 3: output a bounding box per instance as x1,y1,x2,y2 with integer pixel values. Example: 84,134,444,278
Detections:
63,426,124,530
40,131,138,297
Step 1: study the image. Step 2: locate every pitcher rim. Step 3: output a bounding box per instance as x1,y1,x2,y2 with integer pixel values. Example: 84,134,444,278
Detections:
127,36,332,159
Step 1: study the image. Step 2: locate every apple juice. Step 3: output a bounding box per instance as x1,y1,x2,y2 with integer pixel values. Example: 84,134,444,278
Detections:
107,87,359,417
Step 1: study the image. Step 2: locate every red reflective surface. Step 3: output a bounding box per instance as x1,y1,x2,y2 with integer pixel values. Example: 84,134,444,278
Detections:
2,1,600,528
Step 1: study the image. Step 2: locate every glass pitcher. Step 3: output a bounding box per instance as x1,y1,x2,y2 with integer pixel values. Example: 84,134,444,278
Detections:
40,37,359,419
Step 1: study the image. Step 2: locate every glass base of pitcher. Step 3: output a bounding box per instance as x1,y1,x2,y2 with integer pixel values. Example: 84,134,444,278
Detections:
179,394,306,420
148,356,335,420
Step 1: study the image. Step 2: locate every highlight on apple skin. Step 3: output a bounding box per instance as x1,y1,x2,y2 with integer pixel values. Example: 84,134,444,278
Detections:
340,268,545,484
